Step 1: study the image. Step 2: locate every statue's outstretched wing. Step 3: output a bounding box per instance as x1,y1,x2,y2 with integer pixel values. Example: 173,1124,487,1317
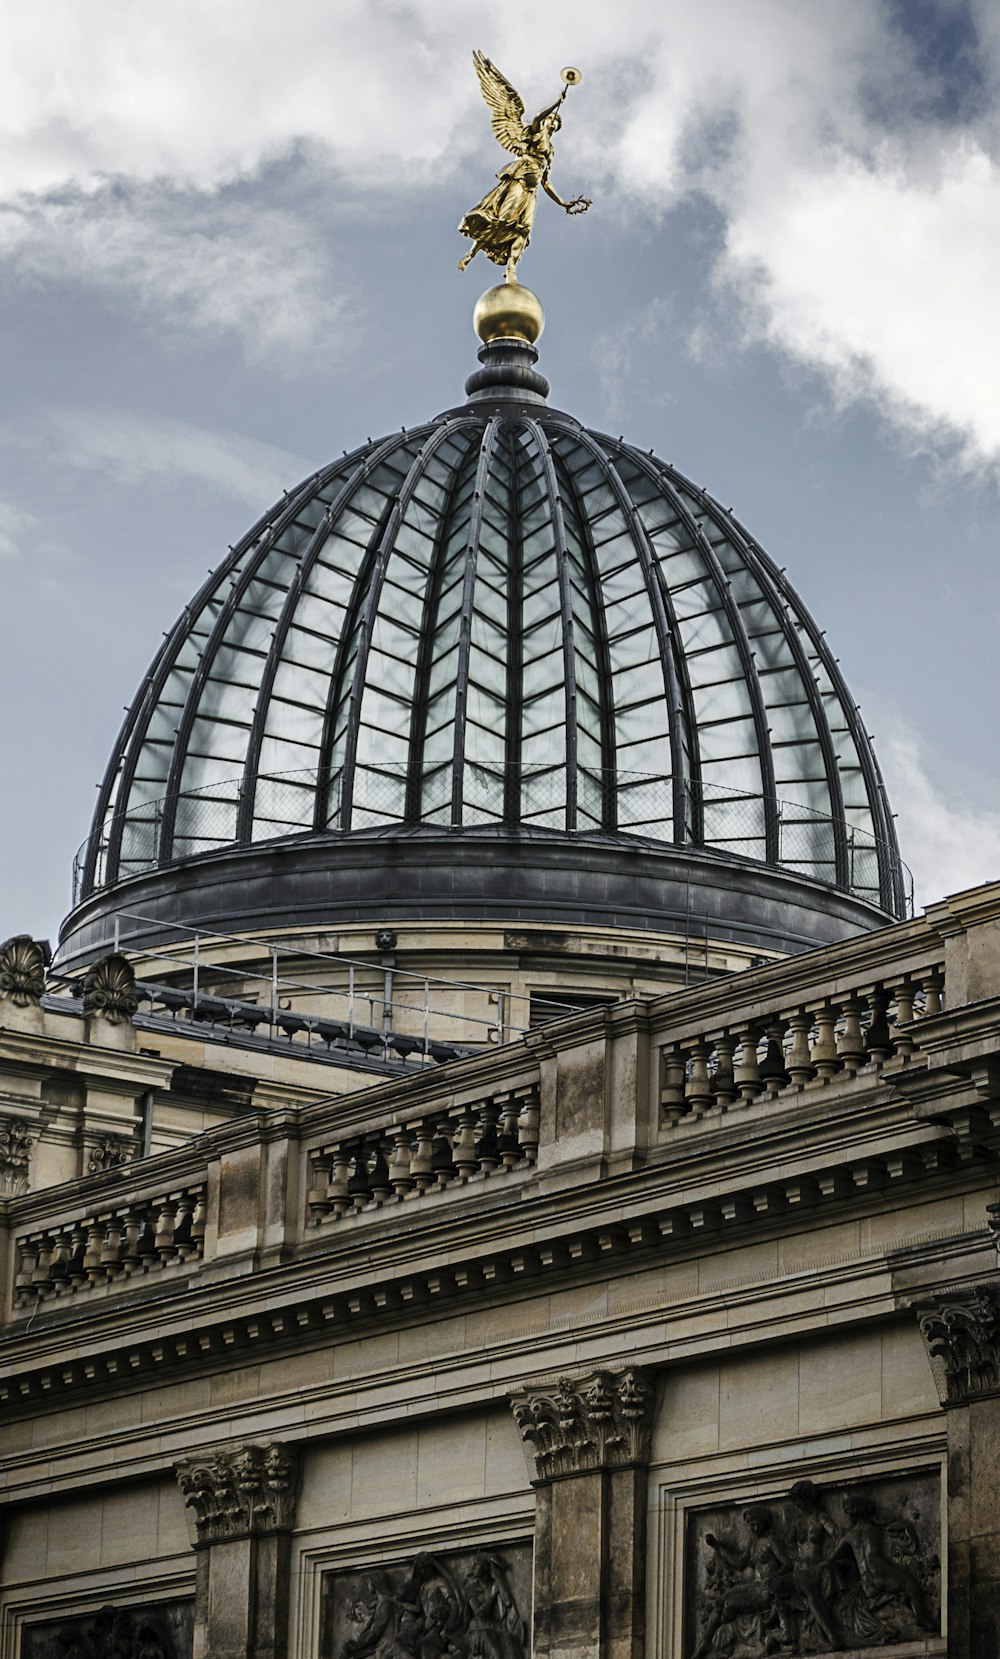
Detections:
473,50,527,155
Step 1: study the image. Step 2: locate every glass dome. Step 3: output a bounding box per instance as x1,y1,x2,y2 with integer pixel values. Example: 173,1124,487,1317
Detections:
70,330,906,944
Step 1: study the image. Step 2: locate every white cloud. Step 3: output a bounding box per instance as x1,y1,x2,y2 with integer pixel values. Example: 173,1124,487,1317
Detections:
0,501,35,560
0,0,997,464
0,188,354,363
880,724,1000,907
594,297,673,420
37,407,318,507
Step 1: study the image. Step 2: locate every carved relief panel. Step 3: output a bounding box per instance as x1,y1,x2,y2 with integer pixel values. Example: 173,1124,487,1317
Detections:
320,1544,532,1659
683,1472,940,1658
20,1600,193,1659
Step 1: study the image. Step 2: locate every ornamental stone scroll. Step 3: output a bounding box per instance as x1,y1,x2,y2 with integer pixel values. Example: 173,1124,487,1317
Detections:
82,952,139,1026
0,934,50,1008
510,1367,655,1659
915,1279,1000,1659
176,1442,298,1547
916,1282,1000,1405
175,1441,299,1659
510,1366,654,1482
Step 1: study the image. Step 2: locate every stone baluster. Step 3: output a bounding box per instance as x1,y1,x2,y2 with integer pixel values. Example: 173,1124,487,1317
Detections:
327,1148,353,1217
348,1146,372,1210
922,969,944,1016
735,1026,763,1103
101,1212,125,1274
84,1218,106,1284
865,987,893,1064
758,1023,789,1093
67,1224,87,1289
498,1096,523,1169
154,1197,177,1265
431,1129,456,1187
476,1099,502,1171
368,1143,392,1204
388,1127,415,1199
837,995,866,1072
17,1237,39,1301
785,1010,815,1084
660,1047,688,1122
810,1003,840,1078
685,1039,714,1115
190,1188,207,1251
891,980,916,1060
121,1208,143,1274
306,1153,333,1223
517,1087,540,1162
137,1212,159,1270
409,1124,436,1191
49,1228,72,1292
173,1192,196,1262
453,1106,481,1177
710,1033,739,1110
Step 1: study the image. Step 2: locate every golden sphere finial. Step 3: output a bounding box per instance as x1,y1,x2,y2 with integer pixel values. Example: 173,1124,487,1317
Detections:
473,282,545,347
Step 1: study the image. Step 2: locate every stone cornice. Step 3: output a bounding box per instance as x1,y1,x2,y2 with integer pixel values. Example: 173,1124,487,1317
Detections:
176,1440,298,1546
511,1367,653,1480
923,883,1000,938
0,1083,963,1341
0,1126,989,1427
0,1233,962,1507
0,1024,177,1091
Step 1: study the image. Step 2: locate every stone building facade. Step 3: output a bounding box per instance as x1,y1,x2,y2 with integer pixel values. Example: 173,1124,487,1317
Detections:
1,295,998,1659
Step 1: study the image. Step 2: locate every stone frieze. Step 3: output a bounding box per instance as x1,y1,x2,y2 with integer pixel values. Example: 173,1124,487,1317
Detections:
684,1471,940,1658
320,1544,531,1659
21,1601,192,1659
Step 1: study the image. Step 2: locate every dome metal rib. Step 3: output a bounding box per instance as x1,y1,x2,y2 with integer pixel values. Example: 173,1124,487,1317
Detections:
75,390,906,922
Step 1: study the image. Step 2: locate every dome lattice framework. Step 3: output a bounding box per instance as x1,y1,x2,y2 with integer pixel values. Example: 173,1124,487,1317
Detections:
79,401,904,918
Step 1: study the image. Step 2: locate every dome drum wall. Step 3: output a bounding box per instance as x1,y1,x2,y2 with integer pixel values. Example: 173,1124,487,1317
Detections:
63,363,907,965
58,827,893,974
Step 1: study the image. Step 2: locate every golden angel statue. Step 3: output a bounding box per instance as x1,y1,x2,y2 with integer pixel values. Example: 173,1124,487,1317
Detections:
459,53,591,283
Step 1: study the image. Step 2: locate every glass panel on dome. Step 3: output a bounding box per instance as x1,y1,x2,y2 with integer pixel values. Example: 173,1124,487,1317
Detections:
352,764,407,826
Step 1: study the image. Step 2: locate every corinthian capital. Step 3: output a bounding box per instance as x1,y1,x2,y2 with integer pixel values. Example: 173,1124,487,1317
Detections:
917,1284,1000,1404
510,1367,654,1481
175,1442,298,1547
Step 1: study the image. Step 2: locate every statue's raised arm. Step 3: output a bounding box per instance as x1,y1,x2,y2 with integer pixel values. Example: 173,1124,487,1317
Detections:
458,54,590,284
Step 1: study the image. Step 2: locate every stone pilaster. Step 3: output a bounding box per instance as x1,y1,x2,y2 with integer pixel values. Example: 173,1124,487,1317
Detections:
917,1284,1000,1659
175,1441,299,1659
510,1368,654,1659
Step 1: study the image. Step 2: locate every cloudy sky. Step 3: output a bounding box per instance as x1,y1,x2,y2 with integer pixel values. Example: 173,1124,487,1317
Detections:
1,0,998,941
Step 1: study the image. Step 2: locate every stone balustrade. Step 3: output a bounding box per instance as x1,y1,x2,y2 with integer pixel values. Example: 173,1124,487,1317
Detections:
656,958,945,1127
305,1081,541,1224
13,1182,207,1307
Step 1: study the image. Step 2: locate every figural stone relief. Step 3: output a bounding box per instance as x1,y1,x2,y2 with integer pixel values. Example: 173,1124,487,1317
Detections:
685,1471,940,1658
21,1601,193,1659
320,1544,532,1659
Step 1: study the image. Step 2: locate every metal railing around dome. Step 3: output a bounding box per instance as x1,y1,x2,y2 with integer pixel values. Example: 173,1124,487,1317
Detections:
72,765,913,918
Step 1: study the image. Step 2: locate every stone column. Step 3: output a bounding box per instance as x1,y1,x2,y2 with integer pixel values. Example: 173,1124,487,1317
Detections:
510,1368,654,1659
917,1284,1000,1659
175,1441,299,1659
